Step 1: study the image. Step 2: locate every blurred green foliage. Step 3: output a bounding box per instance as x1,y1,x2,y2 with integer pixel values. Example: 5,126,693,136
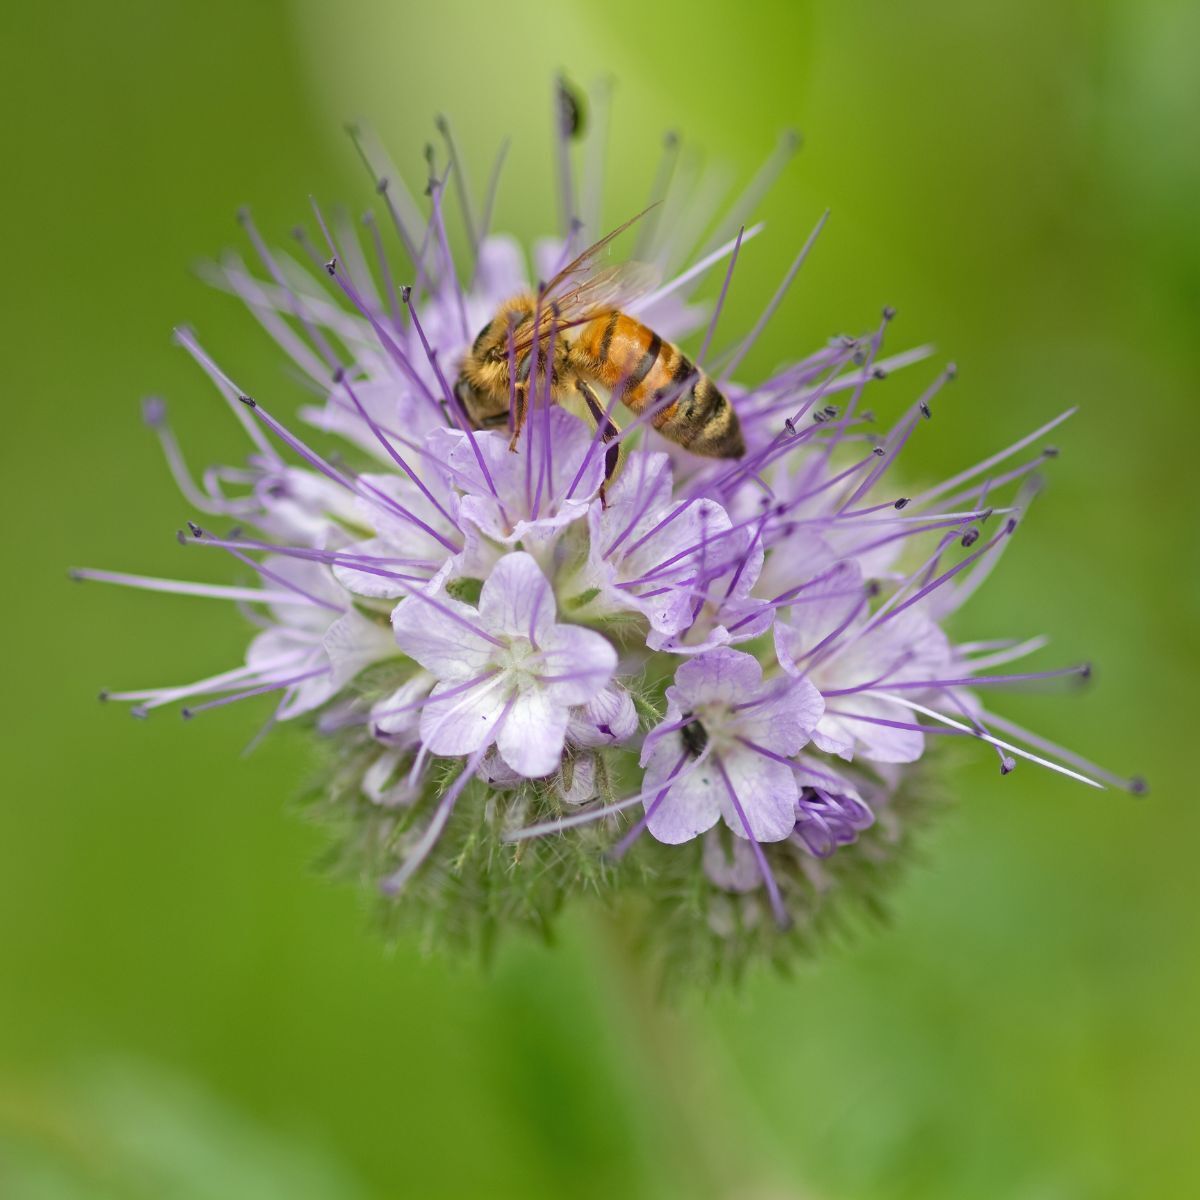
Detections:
2,1,1196,1196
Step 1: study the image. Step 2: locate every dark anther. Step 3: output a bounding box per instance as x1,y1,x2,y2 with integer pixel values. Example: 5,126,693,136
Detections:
399,285,412,304
238,395,256,408
325,258,337,276
980,507,994,523
784,417,797,437
813,411,826,423
866,581,882,597
873,367,888,380
187,521,203,537
852,350,866,366
680,712,708,758
376,177,390,195
1000,758,1016,775
961,529,980,548
290,226,305,242
181,707,194,721
1130,776,1149,795
332,366,346,384
557,76,586,140
98,690,110,702
882,305,897,321
1043,446,1060,458
894,497,909,509
823,405,838,418
872,446,886,457
920,401,932,419
434,113,449,135
236,206,250,226
663,130,680,148
945,362,958,380
424,142,435,167
1080,662,1093,681
860,410,876,423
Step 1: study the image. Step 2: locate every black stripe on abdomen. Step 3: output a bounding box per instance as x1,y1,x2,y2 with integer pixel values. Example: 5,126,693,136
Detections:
597,312,620,365
626,333,663,391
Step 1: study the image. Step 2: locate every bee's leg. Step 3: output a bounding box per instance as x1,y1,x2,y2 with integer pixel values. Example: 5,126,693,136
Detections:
577,379,622,505
507,351,533,452
507,383,529,452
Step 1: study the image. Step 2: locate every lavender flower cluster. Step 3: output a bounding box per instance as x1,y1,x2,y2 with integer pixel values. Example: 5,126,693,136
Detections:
81,107,1141,974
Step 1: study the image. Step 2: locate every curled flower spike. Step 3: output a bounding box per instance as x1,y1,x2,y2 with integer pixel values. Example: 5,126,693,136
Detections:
80,87,1143,981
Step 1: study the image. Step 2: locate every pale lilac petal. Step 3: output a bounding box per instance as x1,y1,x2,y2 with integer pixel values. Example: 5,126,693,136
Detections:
419,675,509,756
391,590,496,680
739,675,824,756
703,829,762,892
537,625,617,706
643,744,723,845
322,609,396,689
275,673,337,721
719,747,798,842
497,688,570,778
559,755,598,805
774,559,865,673
568,685,638,748
371,671,435,742
478,552,557,643
670,647,764,711
331,537,408,599
361,748,415,807
261,554,347,631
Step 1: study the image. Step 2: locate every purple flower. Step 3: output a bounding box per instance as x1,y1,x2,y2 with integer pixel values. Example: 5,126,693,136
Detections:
80,95,1142,963
639,648,823,844
391,552,617,778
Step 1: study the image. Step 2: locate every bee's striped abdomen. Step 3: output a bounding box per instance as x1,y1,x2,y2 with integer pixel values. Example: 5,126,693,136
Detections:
575,313,744,458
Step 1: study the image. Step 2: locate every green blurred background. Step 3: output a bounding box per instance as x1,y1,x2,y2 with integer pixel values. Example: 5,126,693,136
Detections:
3,1,1197,1196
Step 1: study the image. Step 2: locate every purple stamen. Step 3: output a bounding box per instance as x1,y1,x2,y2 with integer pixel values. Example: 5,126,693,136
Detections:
187,524,345,612
71,568,313,607
912,407,1077,510
237,207,342,370
361,210,404,333
718,209,829,384
696,225,746,366
336,371,461,531
182,663,329,718
238,396,461,553
172,328,279,461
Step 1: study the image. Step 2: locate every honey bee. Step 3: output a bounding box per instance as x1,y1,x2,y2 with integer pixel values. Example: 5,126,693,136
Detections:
454,209,745,471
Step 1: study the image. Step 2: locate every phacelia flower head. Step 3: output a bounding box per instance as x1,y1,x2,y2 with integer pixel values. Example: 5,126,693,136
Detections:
79,85,1144,982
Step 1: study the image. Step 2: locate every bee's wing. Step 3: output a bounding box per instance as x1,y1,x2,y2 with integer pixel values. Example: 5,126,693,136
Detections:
538,203,657,300
514,261,660,353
